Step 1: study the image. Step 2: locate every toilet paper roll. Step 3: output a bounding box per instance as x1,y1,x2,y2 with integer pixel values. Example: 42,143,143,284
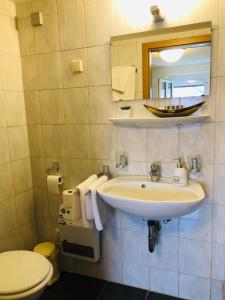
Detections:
63,189,81,221
47,175,63,194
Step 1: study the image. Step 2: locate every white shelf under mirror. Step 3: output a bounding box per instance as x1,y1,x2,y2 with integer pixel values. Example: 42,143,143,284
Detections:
109,115,209,128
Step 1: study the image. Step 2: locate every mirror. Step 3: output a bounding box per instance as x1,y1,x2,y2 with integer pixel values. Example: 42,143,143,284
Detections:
110,24,212,101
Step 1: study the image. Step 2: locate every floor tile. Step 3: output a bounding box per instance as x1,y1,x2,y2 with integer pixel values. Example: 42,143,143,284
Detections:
99,282,147,300
147,291,184,300
40,272,106,300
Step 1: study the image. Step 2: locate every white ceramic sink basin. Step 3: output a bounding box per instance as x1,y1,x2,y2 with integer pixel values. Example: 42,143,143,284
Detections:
97,176,205,220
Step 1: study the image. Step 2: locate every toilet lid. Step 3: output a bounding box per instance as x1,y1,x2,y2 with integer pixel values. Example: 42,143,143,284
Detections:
0,250,51,295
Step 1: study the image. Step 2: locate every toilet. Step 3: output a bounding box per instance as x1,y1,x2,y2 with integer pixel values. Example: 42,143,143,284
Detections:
0,250,53,300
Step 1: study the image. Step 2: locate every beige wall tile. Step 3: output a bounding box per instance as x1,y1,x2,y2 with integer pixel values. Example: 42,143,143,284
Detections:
61,48,87,88
217,29,225,76
48,192,61,221
8,126,30,160
219,0,225,28
25,91,41,125
211,30,218,78
0,14,11,54
87,45,111,86
118,127,146,162
66,125,91,158
0,198,18,238
214,165,225,205
28,125,44,157
16,1,32,19
180,123,215,165
0,229,24,252
0,91,7,127
216,77,225,121
0,1,37,250
21,55,39,91
20,219,37,250
15,189,34,226
0,0,9,16
7,16,20,56
31,157,46,187
0,54,23,90
0,128,10,164
32,0,57,14
11,158,32,194
34,187,49,218
215,122,225,164
147,127,179,163
39,89,64,124
91,125,117,159
67,158,92,187
89,86,116,124
180,0,218,28
43,125,66,157
85,0,113,47
5,91,26,126
36,217,50,242
119,161,147,176
34,13,59,54
57,0,83,11
58,7,85,50
9,1,16,18
37,52,62,90
18,18,35,56
63,87,89,124
0,163,13,203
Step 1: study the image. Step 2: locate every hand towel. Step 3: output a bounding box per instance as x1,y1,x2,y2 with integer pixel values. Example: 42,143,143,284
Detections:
112,66,136,101
89,175,108,231
76,174,98,228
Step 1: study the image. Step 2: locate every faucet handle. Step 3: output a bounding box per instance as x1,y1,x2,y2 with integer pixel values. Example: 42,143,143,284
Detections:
116,152,128,169
149,162,161,181
151,162,160,170
188,155,201,173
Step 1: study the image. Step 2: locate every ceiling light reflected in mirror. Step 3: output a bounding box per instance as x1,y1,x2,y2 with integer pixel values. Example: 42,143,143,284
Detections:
159,49,184,63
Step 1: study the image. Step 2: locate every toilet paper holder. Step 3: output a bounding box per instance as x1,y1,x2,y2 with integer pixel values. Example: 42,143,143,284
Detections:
46,161,59,176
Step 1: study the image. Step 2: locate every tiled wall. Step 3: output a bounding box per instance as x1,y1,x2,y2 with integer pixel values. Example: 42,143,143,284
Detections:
16,0,225,299
0,0,36,252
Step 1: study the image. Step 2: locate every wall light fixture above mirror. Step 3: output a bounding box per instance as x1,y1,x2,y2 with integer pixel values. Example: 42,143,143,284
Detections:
110,22,212,101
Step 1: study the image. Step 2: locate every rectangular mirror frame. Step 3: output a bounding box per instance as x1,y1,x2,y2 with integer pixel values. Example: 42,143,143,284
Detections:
142,34,212,99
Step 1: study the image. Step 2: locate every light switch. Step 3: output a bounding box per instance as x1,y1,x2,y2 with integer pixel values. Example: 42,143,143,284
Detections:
71,60,83,73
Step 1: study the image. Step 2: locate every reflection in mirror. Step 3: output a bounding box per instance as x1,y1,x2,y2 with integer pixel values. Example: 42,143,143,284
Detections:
151,44,211,99
110,22,212,101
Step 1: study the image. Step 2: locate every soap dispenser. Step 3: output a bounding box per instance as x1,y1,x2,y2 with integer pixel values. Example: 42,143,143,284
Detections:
173,157,188,187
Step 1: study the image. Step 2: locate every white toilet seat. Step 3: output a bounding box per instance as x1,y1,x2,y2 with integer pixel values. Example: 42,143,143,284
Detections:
0,251,53,300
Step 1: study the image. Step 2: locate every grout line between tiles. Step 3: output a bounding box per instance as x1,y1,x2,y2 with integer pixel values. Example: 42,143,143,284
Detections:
97,281,109,300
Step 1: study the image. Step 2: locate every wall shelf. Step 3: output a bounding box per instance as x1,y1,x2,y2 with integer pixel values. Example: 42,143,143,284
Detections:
109,115,209,128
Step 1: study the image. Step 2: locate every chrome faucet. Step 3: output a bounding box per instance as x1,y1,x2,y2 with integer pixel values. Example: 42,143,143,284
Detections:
149,162,161,182
116,153,128,169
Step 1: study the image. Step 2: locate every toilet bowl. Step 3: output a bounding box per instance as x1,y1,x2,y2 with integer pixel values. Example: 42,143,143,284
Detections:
0,250,53,300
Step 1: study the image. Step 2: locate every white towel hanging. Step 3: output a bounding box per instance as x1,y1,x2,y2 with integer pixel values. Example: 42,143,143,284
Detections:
89,175,108,231
76,174,98,228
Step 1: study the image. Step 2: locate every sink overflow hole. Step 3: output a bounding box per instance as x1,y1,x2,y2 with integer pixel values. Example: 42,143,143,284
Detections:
141,184,146,188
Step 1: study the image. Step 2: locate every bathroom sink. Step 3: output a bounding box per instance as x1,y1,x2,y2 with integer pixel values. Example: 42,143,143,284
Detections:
97,176,205,220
